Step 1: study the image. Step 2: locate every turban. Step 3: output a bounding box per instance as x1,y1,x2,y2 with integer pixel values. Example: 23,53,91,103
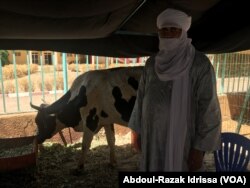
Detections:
157,8,191,31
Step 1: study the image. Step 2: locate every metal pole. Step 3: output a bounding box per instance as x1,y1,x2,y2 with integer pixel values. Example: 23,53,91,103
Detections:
13,50,20,112
115,58,118,67
62,53,68,93
75,54,79,76
40,52,45,101
221,54,227,94
52,52,57,100
95,56,99,70
26,51,33,106
105,57,109,69
235,86,250,133
86,55,89,71
236,54,243,93
0,54,6,113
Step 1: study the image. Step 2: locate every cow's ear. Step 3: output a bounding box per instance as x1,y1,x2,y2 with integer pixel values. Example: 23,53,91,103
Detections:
41,103,49,108
30,102,42,111
41,99,48,104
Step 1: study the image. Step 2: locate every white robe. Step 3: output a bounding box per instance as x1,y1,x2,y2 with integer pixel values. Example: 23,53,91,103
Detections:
128,50,221,171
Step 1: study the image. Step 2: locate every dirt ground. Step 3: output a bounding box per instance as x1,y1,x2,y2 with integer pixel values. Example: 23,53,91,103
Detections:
0,112,250,187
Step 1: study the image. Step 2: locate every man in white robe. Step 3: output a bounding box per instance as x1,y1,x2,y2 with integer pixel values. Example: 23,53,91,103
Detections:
128,8,221,171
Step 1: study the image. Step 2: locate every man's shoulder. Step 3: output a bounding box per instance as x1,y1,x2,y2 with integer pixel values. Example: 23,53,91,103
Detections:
190,50,214,78
144,55,156,67
194,50,211,64
146,55,156,63
192,50,212,69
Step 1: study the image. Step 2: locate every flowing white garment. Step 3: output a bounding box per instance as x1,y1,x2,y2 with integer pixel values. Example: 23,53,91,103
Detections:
128,52,221,171
154,8,195,171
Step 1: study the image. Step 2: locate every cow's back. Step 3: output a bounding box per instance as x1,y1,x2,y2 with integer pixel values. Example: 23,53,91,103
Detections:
70,66,143,129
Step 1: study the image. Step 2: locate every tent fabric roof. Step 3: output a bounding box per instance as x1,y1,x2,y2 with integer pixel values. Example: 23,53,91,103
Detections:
0,0,249,57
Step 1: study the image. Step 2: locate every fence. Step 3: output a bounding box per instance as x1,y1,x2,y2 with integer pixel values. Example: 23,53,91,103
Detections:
207,52,250,133
0,50,250,134
0,51,147,114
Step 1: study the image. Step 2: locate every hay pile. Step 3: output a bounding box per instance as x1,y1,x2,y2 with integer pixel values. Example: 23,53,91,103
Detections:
0,144,34,158
0,130,219,187
0,132,139,188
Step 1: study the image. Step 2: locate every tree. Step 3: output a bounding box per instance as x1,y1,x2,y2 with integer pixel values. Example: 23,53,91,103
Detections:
0,50,9,66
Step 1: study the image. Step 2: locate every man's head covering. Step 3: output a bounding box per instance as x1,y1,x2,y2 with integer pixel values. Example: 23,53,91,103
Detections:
155,8,195,80
157,8,191,32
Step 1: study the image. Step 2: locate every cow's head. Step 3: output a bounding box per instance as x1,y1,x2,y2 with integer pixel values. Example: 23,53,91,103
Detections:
30,103,57,144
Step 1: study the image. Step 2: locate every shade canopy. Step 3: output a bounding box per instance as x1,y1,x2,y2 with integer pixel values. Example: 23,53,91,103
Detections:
0,0,249,57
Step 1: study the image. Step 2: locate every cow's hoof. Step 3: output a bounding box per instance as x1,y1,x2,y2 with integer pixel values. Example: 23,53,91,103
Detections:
70,168,85,176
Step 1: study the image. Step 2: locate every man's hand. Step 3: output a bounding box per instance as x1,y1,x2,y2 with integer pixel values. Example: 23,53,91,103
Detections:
188,148,204,171
131,131,141,152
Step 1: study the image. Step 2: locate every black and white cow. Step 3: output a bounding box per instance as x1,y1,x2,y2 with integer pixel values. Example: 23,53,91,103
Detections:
30,66,143,171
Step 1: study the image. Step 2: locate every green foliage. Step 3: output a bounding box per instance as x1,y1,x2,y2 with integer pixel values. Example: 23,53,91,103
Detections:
0,50,9,66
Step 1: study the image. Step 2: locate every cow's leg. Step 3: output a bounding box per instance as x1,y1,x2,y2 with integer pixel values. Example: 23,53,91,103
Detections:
78,129,94,169
77,128,94,171
104,124,117,167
